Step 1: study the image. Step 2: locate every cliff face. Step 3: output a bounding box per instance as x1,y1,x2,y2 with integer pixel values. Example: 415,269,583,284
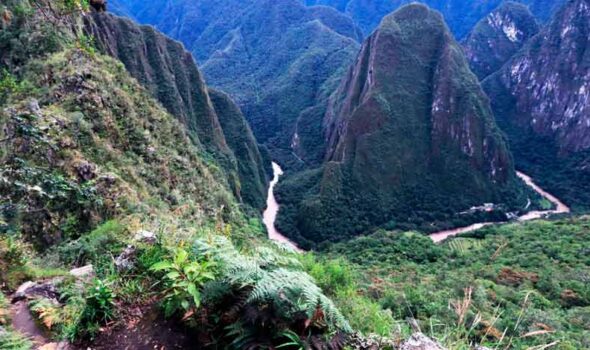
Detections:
108,0,362,168
277,4,528,245
84,12,269,209
462,1,539,80
209,89,269,211
483,0,590,209
84,13,228,155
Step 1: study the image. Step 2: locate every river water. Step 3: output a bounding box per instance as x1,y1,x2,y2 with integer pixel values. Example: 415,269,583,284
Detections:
263,163,570,248
430,171,570,242
262,163,302,251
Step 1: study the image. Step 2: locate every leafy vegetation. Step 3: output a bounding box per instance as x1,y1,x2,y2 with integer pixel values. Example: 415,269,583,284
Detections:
323,218,590,349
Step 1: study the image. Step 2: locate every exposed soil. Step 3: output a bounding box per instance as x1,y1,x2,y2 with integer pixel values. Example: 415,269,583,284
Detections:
84,305,194,350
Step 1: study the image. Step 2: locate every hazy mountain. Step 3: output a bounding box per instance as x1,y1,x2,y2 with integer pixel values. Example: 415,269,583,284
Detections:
483,0,590,210
462,1,540,80
276,4,530,246
306,0,565,38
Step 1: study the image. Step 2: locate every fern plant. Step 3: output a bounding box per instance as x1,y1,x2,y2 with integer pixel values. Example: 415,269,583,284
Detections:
29,298,62,330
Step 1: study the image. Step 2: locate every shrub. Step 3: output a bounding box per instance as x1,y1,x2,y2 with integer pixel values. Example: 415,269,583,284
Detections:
150,247,216,317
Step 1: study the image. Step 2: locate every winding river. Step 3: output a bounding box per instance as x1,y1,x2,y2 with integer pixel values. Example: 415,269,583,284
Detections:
262,163,303,252
263,163,570,248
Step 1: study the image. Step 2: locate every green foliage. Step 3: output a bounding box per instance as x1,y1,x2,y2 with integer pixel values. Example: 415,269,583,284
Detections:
75,33,95,56
84,279,116,323
58,0,90,13
0,330,32,350
324,218,590,348
0,235,33,289
151,247,216,317
56,220,126,268
0,70,23,105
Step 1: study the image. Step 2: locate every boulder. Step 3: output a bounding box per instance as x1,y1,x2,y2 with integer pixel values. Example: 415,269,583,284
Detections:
400,333,446,350
70,265,94,279
12,280,60,302
134,230,156,244
115,245,137,272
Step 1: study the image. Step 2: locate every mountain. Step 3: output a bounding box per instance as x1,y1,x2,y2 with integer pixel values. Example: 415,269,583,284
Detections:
209,89,269,210
483,0,590,210
306,0,565,38
462,1,540,80
108,0,362,167
0,1,353,348
84,12,269,209
276,4,530,247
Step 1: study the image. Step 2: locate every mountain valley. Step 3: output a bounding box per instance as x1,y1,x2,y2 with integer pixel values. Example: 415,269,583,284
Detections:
0,0,588,349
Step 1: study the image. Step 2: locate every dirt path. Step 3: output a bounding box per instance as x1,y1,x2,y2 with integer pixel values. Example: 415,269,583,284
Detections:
262,162,303,252
10,301,52,349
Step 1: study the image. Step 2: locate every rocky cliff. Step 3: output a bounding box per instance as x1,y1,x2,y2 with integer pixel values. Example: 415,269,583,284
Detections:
462,1,539,80
84,12,269,209
276,4,529,246
483,0,590,209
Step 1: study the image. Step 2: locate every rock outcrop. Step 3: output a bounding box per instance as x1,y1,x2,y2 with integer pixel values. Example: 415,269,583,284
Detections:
483,0,590,209
462,1,539,80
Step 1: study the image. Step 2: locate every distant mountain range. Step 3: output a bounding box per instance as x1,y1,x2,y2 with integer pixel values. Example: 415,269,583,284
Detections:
305,0,565,37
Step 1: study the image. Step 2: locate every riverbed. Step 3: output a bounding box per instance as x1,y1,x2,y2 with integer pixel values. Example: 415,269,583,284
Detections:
263,163,570,248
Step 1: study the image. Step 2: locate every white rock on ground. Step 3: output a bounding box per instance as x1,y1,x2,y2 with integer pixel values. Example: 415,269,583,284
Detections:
69,265,94,279
400,333,446,350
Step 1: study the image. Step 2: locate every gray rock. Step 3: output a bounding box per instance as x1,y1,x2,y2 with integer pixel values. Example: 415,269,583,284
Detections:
134,230,156,244
27,99,41,116
12,280,60,302
70,265,94,279
115,245,137,271
400,333,446,350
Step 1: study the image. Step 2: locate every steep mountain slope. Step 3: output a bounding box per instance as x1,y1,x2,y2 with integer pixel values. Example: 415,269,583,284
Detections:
306,0,565,38
0,2,356,348
108,0,362,167
209,89,269,210
483,0,590,210
84,12,269,209
276,4,530,247
462,1,540,80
